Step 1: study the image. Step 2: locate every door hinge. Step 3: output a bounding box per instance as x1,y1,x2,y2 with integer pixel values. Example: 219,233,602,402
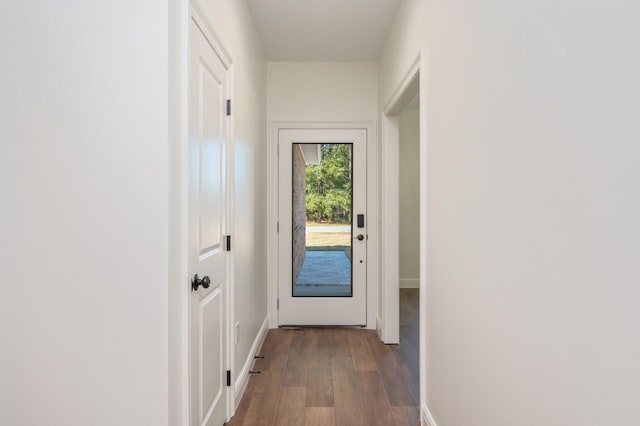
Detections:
225,235,231,251
277,299,279,310
277,144,279,156
226,99,231,116
226,370,231,387
277,222,279,233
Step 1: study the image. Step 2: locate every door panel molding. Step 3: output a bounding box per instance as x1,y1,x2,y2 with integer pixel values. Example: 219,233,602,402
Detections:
188,11,233,426
190,2,233,68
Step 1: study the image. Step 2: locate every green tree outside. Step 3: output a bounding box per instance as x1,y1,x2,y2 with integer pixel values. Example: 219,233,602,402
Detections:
305,144,352,224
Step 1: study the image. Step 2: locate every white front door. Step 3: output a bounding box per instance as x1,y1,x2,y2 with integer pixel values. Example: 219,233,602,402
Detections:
278,129,367,326
189,18,229,426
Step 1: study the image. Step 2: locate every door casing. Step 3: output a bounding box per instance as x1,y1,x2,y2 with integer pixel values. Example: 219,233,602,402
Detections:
277,129,367,326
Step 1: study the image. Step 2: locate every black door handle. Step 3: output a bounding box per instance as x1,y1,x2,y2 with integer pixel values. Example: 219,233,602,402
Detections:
191,274,211,291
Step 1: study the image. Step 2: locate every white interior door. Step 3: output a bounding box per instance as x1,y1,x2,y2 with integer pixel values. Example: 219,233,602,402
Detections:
278,129,367,326
189,18,229,426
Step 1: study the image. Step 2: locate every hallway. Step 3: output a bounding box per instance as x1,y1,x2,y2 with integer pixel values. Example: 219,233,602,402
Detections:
228,289,419,425
7,1,639,425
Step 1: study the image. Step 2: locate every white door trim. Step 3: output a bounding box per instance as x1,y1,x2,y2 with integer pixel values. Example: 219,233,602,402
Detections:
267,121,378,330
380,50,429,416
379,114,400,344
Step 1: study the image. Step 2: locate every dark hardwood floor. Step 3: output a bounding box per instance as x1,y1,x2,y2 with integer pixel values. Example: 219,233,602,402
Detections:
227,289,419,426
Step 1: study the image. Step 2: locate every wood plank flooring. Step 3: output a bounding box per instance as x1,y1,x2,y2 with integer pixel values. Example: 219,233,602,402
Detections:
227,289,419,426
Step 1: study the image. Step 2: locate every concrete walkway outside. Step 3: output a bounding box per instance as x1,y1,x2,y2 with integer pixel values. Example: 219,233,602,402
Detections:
293,251,352,297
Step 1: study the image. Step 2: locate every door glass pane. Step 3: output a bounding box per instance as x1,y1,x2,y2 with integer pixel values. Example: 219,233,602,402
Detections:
292,143,353,297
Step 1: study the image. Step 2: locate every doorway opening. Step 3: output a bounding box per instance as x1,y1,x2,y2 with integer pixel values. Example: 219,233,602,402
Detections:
397,95,421,406
380,50,427,418
399,98,421,293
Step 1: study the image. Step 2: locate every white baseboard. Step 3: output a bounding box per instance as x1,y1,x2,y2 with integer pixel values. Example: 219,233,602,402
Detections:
400,278,420,288
376,316,383,340
421,404,437,426
234,316,269,408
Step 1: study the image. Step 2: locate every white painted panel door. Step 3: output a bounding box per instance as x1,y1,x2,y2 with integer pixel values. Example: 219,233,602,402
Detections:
189,19,229,426
278,129,367,325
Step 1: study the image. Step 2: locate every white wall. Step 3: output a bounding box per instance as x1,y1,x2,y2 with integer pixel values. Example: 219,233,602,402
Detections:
380,0,640,425
399,108,420,288
1,2,169,425
267,62,378,121
194,0,268,390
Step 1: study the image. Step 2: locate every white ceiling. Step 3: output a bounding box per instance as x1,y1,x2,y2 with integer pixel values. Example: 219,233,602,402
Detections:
246,0,402,61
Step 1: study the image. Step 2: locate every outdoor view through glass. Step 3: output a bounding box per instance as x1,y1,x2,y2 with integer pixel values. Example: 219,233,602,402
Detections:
291,143,353,297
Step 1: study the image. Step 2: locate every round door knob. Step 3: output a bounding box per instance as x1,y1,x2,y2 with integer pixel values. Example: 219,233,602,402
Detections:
191,274,211,291
357,234,365,241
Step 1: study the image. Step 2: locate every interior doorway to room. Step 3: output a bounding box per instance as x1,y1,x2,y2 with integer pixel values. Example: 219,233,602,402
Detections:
380,51,427,417
277,129,367,326
397,94,421,405
381,69,421,345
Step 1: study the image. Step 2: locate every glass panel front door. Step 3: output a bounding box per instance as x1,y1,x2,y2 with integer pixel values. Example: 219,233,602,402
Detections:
277,129,367,326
